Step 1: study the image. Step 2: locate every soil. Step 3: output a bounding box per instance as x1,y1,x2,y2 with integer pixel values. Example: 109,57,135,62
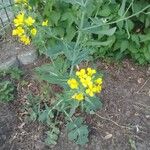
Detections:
0,58,150,150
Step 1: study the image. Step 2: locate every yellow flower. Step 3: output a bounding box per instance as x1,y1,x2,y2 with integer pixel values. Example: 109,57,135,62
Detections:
20,35,30,45
87,68,96,76
86,88,94,97
13,13,24,27
76,69,87,79
86,82,102,97
80,76,92,87
72,93,84,101
95,78,102,85
12,29,18,36
31,28,37,36
42,20,48,26
25,16,35,26
95,85,102,93
12,27,25,36
67,78,79,89
17,26,25,36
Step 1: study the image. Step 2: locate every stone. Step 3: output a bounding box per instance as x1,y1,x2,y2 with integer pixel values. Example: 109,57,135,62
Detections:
0,57,19,70
17,49,38,65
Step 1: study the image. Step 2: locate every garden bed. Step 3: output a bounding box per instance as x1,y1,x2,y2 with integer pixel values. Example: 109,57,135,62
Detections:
0,58,149,150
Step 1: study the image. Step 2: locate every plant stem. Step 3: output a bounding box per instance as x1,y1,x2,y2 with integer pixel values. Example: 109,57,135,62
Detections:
123,0,134,17
70,11,85,75
83,5,150,31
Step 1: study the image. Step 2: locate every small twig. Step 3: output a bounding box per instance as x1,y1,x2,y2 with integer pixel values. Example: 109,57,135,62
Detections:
135,77,150,94
95,113,133,130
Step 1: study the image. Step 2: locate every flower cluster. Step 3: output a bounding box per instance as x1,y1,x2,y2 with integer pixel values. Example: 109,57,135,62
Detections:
67,68,103,101
12,12,36,45
12,10,49,45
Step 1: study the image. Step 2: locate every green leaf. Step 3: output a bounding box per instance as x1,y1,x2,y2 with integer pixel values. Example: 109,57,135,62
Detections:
62,0,84,6
28,0,39,6
65,26,76,42
131,35,140,46
35,58,69,87
86,27,116,36
118,0,127,16
69,100,79,117
84,97,102,113
45,129,59,145
126,20,134,32
85,1,95,17
86,40,113,47
63,43,91,66
66,117,89,145
139,33,150,42
117,21,124,30
120,40,129,52
61,10,76,26
0,81,14,102
98,5,111,17
143,45,150,61
50,11,61,26
53,27,65,37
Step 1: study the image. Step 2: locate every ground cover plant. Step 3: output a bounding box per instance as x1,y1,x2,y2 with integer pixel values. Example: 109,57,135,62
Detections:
0,68,23,103
10,0,150,146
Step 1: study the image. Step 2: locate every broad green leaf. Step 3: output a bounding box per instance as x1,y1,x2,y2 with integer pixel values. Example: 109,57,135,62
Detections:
86,40,113,47
46,41,64,58
118,0,127,16
139,33,150,42
53,27,65,37
120,40,129,52
61,10,77,26
85,27,116,36
117,21,124,30
65,26,76,42
84,1,95,17
66,117,89,145
84,97,102,113
90,17,104,27
98,5,111,17
126,20,134,32
50,11,61,26
131,35,140,46
35,59,69,87
45,130,59,145
62,43,91,66
143,45,150,61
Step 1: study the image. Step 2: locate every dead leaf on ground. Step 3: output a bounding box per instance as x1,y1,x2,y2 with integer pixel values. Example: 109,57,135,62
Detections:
104,133,113,140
